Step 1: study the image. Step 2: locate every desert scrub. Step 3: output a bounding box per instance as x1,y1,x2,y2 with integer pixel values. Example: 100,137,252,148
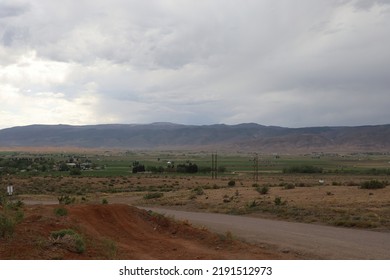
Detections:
360,180,387,189
0,213,16,238
143,192,164,199
101,238,117,259
283,183,295,190
54,207,68,217
274,196,287,206
256,185,270,195
228,180,236,187
50,229,85,253
58,195,76,205
192,187,204,196
219,231,234,243
247,200,260,208
0,196,24,238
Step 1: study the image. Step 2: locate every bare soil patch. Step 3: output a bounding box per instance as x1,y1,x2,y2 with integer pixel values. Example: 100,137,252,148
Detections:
0,203,295,260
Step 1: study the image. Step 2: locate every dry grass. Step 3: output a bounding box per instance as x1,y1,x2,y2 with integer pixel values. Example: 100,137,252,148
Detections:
10,173,390,230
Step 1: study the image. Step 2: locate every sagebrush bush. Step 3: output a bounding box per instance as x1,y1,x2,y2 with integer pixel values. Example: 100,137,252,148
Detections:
143,192,164,199
256,185,269,195
0,196,24,238
58,195,76,205
50,229,85,253
284,184,295,190
54,207,68,217
192,187,204,195
228,180,236,187
360,180,387,189
0,213,16,238
274,196,284,206
247,200,259,208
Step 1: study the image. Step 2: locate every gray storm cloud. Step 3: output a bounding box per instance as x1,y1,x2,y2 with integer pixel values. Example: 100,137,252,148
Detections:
0,0,389,128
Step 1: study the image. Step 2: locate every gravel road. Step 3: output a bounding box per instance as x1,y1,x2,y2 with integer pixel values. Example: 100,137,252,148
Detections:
143,207,390,260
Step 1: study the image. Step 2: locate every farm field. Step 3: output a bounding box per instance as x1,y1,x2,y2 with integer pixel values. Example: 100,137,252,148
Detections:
2,150,390,230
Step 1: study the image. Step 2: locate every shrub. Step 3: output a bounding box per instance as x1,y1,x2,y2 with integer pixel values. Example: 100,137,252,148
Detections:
50,229,85,253
6,200,24,210
51,229,75,239
284,183,295,190
247,200,260,208
193,187,204,196
0,213,16,238
143,192,164,199
54,207,68,217
228,180,236,187
58,195,76,205
274,196,287,206
176,163,198,173
256,185,269,195
69,168,82,176
360,180,387,189
102,198,108,204
0,196,24,238
283,165,323,174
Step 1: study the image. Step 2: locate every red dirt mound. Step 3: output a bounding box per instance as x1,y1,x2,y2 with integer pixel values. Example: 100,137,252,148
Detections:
0,204,293,259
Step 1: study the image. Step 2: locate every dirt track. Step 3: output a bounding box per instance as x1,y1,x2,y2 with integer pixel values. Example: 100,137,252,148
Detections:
143,207,390,260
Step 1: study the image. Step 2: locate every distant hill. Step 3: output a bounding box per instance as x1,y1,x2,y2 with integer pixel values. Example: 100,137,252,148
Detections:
0,123,389,153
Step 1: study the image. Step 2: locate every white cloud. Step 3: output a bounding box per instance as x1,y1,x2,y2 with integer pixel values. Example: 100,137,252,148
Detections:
0,84,103,129
1,0,390,129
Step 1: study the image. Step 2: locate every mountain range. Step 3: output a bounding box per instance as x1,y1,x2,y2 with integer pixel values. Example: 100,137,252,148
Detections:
0,123,389,153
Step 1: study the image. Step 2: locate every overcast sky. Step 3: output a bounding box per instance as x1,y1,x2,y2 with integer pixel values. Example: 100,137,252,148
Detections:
1,0,389,129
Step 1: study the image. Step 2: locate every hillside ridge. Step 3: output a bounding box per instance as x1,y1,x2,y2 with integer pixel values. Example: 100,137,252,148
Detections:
0,123,389,152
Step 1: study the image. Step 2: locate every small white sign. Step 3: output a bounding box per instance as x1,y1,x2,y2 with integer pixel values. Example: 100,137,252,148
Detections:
7,185,13,195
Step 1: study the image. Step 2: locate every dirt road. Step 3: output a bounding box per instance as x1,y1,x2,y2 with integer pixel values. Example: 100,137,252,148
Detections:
143,207,390,260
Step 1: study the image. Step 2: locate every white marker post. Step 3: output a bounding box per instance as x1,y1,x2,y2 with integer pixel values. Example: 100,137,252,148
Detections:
7,185,13,196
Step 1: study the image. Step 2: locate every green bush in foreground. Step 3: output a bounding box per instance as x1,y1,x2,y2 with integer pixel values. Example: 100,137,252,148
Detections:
0,213,16,238
54,207,68,217
0,196,24,238
50,229,85,253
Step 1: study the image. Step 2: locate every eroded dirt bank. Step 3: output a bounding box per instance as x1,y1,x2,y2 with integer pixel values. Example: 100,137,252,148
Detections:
0,204,298,260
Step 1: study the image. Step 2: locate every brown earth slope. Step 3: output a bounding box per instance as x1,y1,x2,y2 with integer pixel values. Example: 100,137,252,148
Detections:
0,204,296,260
1,123,390,152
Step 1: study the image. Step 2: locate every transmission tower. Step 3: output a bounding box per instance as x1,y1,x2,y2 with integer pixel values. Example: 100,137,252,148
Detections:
211,153,218,179
253,153,259,182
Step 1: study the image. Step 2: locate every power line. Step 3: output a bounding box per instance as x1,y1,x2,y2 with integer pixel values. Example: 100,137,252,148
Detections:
253,153,259,182
211,153,218,179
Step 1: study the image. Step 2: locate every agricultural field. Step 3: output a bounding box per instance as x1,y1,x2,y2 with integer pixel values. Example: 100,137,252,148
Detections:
1,150,390,230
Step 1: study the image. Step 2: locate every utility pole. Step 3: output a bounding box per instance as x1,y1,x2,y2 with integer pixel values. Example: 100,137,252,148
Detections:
211,153,218,179
253,153,259,182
